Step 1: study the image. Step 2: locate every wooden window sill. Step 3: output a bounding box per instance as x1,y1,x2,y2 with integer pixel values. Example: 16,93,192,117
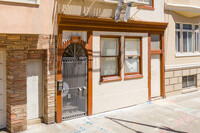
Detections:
137,6,154,10
124,74,143,80
100,76,122,83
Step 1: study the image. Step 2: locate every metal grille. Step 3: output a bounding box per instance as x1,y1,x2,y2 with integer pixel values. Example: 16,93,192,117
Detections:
62,57,87,120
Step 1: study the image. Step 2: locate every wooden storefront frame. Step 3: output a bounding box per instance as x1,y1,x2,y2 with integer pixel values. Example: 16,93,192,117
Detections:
148,32,166,101
57,14,168,123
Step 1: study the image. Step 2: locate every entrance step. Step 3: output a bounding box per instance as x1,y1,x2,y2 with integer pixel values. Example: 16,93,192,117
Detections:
151,96,163,101
62,110,86,120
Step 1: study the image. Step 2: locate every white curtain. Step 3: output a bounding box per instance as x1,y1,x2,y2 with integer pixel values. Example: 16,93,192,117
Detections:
101,57,118,76
101,38,118,56
125,57,139,73
125,38,140,56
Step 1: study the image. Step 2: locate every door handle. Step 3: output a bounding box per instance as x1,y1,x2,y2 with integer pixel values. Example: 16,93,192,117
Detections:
82,86,87,90
78,87,82,91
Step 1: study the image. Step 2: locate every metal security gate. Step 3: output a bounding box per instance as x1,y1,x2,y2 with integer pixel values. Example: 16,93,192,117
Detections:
62,43,87,120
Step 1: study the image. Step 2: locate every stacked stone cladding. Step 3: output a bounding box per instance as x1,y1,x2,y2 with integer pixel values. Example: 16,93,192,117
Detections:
0,34,55,133
165,68,200,97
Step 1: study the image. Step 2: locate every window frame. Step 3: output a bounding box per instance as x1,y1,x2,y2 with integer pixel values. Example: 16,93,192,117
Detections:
175,23,200,54
0,0,40,5
182,24,193,53
175,23,181,53
182,75,197,88
137,0,154,10
100,36,122,82
124,36,143,80
194,25,199,52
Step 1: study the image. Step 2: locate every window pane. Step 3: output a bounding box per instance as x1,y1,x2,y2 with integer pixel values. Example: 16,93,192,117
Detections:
183,32,187,52
183,24,192,30
195,25,199,30
176,23,180,29
175,31,180,52
101,57,118,76
182,77,187,88
151,35,160,50
188,76,195,87
125,38,140,56
101,38,118,56
188,32,193,52
125,56,139,73
195,32,199,51
148,0,152,6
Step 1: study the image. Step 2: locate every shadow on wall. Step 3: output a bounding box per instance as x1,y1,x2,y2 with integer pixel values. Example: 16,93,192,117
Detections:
57,0,116,18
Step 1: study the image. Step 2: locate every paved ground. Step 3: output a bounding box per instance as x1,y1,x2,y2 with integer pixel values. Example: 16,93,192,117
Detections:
3,91,200,133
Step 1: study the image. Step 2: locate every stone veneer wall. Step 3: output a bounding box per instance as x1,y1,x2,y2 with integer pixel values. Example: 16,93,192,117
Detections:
0,34,55,133
165,68,200,97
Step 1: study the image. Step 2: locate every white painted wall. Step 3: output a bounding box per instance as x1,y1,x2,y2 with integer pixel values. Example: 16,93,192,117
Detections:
130,0,165,22
58,0,165,23
0,50,6,129
92,31,148,114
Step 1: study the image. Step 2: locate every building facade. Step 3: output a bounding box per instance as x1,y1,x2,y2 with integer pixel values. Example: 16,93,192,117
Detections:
56,0,167,123
0,0,57,132
165,0,200,97
0,0,170,132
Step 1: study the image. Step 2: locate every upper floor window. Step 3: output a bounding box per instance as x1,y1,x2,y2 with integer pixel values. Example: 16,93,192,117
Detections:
138,0,154,10
175,23,200,53
0,0,39,5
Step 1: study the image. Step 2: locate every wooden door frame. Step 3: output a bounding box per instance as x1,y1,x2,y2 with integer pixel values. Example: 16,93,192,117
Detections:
148,32,165,101
56,29,93,123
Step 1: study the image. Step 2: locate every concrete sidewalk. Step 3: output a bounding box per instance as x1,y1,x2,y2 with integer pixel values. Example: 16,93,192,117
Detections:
20,91,200,133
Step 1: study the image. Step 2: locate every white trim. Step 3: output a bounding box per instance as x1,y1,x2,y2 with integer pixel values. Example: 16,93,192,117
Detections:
0,0,40,5
165,63,200,71
165,2,200,13
176,52,200,57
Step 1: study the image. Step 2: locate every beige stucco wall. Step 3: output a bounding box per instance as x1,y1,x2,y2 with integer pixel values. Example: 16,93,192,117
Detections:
0,0,57,34
165,0,200,7
58,0,164,22
92,31,148,114
165,11,200,67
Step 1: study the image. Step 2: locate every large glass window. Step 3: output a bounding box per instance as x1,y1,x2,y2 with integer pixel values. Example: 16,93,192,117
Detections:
125,38,142,75
195,25,199,51
183,24,193,52
175,23,200,53
101,37,120,77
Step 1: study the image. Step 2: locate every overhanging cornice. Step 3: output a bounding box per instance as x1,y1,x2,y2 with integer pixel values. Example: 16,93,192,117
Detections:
165,2,200,18
58,14,168,32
